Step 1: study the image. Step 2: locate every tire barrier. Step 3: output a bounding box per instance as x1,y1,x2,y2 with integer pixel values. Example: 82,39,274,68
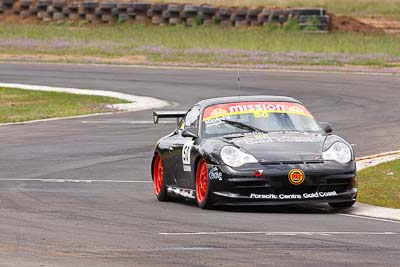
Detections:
82,2,98,22
2,0,17,15
216,7,233,27
292,8,329,31
181,4,200,26
0,0,330,31
247,7,262,26
147,3,167,25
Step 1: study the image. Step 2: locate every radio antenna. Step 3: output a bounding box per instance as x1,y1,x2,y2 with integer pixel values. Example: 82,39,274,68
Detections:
234,50,241,97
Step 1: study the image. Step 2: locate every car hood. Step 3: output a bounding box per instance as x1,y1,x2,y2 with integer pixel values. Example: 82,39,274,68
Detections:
224,132,326,162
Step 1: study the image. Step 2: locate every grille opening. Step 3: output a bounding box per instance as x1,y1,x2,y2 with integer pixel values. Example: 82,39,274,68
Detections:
319,185,349,193
234,180,269,188
325,178,351,185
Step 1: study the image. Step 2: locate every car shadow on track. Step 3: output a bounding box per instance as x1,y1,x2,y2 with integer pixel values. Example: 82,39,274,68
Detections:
214,204,338,214
172,198,341,214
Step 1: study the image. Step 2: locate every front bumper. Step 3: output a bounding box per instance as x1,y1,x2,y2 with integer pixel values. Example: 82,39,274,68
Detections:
208,161,357,205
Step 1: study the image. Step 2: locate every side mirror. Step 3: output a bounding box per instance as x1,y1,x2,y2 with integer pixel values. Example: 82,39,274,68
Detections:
182,127,198,139
319,122,333,134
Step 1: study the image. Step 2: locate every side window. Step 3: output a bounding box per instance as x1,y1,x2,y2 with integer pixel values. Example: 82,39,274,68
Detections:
184,105,201,129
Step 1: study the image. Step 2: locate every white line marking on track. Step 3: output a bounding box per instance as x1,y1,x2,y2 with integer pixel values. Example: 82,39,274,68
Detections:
339,213,400,224
0,178,151,183
81,120,175,124
159,231,397,236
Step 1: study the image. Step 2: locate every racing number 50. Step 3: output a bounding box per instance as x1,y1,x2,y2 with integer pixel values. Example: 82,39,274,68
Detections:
182,141,193,165
254,110,269,118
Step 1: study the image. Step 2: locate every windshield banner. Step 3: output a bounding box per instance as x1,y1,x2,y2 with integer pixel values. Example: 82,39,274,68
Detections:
203,102,312,121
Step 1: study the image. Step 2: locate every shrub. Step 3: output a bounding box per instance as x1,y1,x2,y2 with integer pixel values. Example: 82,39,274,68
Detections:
283,18,301,31
304,16,320,31
211,15,219,25
264,22,279,31
193,15,202,27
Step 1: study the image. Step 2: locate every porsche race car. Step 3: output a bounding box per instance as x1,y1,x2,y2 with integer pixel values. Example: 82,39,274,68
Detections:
151,96,357,209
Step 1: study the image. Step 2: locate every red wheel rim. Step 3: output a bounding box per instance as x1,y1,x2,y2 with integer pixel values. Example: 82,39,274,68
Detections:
196,159,208,203
153,154,163,195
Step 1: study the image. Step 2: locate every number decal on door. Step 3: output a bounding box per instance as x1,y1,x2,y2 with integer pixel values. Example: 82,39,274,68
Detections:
182,141,194,165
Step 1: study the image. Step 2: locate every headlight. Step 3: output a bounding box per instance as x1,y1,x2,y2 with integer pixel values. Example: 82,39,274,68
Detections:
220,146,258,167
322,142,352,164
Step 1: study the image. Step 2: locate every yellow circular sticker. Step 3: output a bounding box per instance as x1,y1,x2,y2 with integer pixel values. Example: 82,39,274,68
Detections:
288,169,305,185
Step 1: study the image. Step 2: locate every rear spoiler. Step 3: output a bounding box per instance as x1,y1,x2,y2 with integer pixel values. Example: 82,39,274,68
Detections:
153,111,186,124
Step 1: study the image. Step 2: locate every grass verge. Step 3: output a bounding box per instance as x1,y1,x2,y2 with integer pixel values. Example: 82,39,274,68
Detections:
0,23,400,69
358,159,400,208
0,87,128,123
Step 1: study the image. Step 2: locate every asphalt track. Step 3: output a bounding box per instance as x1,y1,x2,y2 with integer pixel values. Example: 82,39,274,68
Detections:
0,63,399,266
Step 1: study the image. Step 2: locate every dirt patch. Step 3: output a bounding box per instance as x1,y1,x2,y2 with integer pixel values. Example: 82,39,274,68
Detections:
0,14,40,24
358,18,400,34
329,13,384,34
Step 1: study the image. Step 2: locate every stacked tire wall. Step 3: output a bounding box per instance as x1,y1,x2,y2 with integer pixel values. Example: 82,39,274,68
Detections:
0,0,330,31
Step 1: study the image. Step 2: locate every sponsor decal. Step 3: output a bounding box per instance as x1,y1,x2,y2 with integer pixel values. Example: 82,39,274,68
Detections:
249,191,337,200
288,169,305,185
254,170,264,178
233,133,318,145
288,106,304,113
203,102,312,121
167,186,195,199
183,165,191,172
204,117,226,126
210,108,228,117
228,103,285,113
182,141,194,165
208,166,223,181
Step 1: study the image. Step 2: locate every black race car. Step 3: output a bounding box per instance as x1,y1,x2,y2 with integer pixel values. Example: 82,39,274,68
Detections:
151,96,357,209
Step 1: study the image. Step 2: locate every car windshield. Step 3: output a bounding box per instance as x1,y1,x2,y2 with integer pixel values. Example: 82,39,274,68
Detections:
202,101,322,137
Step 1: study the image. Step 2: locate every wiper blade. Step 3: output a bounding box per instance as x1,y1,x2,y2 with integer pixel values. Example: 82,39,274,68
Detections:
221,119,268,133
222,133,246,139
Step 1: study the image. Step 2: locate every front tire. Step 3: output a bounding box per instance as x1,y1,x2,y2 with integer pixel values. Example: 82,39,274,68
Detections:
329,200,356,209
195,158,214,209
152,153,169,202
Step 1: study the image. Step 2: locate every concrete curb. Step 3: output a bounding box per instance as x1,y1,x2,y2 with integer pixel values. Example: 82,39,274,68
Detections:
356,150,400,171
351,151,400,222
0,82,170,126
345,203,400,222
